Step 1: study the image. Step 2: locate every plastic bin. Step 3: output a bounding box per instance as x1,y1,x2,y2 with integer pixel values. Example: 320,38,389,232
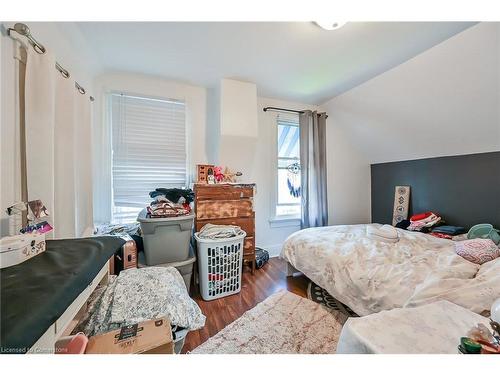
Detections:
195,231,246,301
1,232,46,269
137,209,194,265
172,327,189,354
138,248,196,293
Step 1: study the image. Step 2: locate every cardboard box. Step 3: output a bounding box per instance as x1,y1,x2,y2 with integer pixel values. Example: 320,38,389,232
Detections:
85,318,174,354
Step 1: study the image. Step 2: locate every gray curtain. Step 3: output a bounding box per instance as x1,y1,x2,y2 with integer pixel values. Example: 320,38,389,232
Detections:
299,111,328,228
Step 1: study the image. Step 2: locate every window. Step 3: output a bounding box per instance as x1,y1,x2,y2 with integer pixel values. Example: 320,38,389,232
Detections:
275,114,301,218
110,93,187,223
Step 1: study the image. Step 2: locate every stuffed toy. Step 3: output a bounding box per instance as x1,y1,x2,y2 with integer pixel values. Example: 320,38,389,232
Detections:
213,166,225,183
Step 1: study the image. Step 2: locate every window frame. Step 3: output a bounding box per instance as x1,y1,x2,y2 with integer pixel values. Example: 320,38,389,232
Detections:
269,112,301,227
108,91,190,224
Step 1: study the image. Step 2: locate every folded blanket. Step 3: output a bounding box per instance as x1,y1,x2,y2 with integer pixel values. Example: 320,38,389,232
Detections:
410,212,433,221
367,224,399,242
432,225,466,235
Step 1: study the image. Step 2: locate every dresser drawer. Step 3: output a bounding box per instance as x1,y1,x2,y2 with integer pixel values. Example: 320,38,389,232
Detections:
195,217,255,235
196,199,253,220
195,185,254,200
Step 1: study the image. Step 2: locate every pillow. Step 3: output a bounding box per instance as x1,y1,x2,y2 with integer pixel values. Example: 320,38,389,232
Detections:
455,239,500,265
110,267,206,330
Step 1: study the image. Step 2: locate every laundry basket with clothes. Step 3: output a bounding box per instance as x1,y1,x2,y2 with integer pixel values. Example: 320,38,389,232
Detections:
195,224,246,301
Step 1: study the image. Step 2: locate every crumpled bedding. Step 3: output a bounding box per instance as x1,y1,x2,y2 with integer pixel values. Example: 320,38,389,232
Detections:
281,224,500,316
74,267,205,336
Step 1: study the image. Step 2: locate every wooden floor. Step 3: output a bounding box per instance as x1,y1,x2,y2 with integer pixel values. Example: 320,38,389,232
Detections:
182,257,309,353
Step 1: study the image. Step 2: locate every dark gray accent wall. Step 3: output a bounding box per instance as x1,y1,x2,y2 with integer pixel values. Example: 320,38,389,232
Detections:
371,152,500,230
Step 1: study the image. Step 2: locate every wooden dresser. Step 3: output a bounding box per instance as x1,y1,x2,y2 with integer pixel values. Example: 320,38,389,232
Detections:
194,183,256,273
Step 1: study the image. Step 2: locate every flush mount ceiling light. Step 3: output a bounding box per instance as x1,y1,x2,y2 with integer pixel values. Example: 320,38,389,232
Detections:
314,21,347,31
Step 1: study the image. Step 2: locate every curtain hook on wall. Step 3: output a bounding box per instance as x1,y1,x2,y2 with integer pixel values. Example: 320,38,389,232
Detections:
7,23,46,54
55,62,70,79
75,82,86,95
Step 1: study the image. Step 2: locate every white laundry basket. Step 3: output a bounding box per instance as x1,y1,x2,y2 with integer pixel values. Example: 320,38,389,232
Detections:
195,231,246,301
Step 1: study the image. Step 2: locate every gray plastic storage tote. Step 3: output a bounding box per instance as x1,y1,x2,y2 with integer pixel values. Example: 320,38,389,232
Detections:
137,209,195,265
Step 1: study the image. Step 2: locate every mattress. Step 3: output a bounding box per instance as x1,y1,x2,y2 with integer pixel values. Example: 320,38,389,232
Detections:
0,236,125,353
281,224,500,316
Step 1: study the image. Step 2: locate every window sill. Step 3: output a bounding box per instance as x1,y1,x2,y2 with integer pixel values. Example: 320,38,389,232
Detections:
269,216,301,228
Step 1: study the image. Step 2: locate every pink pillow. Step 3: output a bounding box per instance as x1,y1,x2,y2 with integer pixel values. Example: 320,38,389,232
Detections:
455,239,500,265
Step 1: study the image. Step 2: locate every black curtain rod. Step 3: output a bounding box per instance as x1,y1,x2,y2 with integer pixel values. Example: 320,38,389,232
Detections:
263,106,328,119
263,106,304,114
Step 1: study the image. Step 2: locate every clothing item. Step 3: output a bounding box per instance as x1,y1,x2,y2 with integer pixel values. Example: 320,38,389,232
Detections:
146,199,191,218
430,232,453,240
149,188,194,204
407,212,442,232
197,224,245,239
410,212,433,222
395,219,411,230
94,222,141,236
432,225,466,235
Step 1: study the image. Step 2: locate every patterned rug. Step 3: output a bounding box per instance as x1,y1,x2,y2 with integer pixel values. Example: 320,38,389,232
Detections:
307,281,358,317
191,290,347,354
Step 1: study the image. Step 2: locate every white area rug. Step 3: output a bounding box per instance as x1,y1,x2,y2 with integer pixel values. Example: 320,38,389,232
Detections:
191,290,347,354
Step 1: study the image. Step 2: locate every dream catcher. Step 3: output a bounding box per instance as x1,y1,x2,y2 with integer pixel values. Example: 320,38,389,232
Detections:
287,162,301,198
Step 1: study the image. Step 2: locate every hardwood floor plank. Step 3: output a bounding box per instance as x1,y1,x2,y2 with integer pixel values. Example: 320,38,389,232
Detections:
182,257,308,353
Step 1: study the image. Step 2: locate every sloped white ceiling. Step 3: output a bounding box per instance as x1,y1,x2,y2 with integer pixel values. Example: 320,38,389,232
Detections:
75,22,475,104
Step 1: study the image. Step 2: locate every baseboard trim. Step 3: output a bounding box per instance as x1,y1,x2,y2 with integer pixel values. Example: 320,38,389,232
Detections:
257,243,283,258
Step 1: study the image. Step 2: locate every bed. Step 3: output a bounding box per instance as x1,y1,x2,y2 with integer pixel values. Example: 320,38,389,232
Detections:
0,236,125,353
281,224,500,316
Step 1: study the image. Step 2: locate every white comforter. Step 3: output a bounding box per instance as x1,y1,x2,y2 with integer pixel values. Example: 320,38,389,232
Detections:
281,224,500,316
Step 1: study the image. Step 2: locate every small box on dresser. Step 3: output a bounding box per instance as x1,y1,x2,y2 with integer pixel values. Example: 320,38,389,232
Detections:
194,183,256,274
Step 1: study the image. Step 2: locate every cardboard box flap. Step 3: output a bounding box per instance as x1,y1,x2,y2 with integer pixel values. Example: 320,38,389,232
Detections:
85,318,173,354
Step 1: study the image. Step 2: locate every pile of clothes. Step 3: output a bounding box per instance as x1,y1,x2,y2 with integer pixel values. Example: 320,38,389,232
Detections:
146,188,194,218
396,211,468,240
197,223,245,239
406,211,442,232
94,222,141,236
430,225,466,239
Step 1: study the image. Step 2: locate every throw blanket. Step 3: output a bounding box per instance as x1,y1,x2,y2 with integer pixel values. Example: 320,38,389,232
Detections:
281,224,500,316
75,267,205,336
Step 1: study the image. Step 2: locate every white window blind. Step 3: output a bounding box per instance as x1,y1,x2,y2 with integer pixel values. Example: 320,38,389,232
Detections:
111,93,187,223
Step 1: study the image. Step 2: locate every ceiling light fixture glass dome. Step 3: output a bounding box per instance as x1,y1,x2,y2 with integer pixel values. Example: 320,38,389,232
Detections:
315,21,347,31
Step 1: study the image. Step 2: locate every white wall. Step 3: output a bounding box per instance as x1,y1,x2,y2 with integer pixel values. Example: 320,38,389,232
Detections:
0,22,97,237
92,72,209,224
321,22,500,224
217,79,259,180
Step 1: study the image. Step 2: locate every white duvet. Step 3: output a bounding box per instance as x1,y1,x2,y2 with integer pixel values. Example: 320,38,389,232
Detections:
281,224,500,316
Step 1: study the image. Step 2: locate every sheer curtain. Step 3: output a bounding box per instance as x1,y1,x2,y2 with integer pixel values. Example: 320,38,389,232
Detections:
24,47,93,238
299,110,328,228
